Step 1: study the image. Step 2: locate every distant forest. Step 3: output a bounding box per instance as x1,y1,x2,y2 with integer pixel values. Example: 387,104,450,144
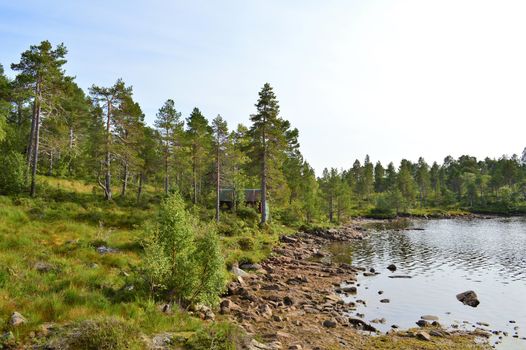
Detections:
1,40,525,224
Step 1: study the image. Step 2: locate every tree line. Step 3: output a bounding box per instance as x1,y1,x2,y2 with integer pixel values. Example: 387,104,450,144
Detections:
0,40,317,225
1,40,525,224
320,153,526,218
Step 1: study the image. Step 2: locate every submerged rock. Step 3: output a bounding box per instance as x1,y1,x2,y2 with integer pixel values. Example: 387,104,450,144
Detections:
456,290,480,307
421,315,439,321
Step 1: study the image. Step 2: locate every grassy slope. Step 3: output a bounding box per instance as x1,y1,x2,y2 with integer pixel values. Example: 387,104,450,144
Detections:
0,177,228,346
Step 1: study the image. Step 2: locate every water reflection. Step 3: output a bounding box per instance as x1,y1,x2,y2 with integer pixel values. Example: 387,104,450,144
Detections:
347,218,526,284
331,218,526,350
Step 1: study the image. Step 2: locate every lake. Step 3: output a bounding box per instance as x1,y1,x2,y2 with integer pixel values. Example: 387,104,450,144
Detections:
333,218,526,349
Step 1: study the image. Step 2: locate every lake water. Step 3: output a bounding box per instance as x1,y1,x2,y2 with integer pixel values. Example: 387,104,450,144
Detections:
333,218,526,349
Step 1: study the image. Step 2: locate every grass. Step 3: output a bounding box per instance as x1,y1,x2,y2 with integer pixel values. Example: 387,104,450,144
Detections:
361,330,490,350
0,177,289,348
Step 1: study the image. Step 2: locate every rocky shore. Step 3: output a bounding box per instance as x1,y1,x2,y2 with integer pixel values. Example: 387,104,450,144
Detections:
221,223,490,350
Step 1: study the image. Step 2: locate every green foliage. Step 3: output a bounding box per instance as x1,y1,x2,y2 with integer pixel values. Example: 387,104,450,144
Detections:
141,192,226,306
186,322,244,350
56,317,143,350
0,151,25,195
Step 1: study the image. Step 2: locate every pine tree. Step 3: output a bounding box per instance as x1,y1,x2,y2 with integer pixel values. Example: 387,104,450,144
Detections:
374,161,385,192
248,83,287,224
11,40,68,196
154,99,183,195
89,79,132,200
211,115,228,222
186,107,212,205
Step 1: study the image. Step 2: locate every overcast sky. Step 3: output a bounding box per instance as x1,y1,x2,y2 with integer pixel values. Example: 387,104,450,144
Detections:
1,0,525,173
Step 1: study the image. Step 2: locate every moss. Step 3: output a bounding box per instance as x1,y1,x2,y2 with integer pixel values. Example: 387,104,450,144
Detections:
53,317,144,350
361,333,490,350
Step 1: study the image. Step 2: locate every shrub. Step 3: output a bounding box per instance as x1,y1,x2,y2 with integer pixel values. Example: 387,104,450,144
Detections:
0,151,25,195
235,206,259,223
186,322,244,350
141,192,227,306
56,317,143,350
237,236,255,251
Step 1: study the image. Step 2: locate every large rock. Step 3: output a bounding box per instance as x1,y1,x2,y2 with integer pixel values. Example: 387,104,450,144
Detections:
348,318,377,332
231,264,249,277
258,304,273,319
322,319,337,328
220,299,240,314
456,290,480,307
34,261,54,273
415,330,431,341
240,263,263,271
9,312,27,326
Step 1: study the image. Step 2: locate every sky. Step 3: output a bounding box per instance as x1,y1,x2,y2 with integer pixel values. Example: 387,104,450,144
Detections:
1,0,525,173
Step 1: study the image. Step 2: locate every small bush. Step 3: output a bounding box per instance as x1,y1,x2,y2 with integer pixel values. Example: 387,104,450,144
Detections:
237,237,255,251
141,192,227,306
186,322,244,350
56,317,143,350
0,151,25,195
235,206,259,223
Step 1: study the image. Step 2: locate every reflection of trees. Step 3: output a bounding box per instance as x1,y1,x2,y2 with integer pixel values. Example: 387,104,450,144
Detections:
341,219,526,282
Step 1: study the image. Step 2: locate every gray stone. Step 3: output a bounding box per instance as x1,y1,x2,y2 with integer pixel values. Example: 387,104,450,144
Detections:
416,331,431,341
456,290,480,307
421,315,439,321
322,319,337,328
9,312,27,326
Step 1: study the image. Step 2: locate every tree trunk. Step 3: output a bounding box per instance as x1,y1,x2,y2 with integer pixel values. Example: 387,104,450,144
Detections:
216,144,220,223
329,194,334,222
26,99,37,184
137,172,143,202
192,145,197,205
260,143,267,225
104,101,112,200
48,151,53,176
121,161,128,197
69,127,74,149
29,95,41,197
164,149,169,195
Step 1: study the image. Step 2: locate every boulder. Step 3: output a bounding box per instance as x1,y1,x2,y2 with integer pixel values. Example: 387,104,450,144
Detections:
258,304,273,319
322,319,337,328
348,318,377,332
456,290,480,307
96,246,118,254
421,315,439,321
9,312,27,326
281,236,298,243
341,286,357,294
240,263,263,271
231,265,249,277
34,261,54,273
283,296,294,306
416,320,429,327
220,299,240,314
415,331,431,341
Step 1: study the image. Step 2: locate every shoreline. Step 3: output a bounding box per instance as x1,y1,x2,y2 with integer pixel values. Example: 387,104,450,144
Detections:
222,222,490,349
